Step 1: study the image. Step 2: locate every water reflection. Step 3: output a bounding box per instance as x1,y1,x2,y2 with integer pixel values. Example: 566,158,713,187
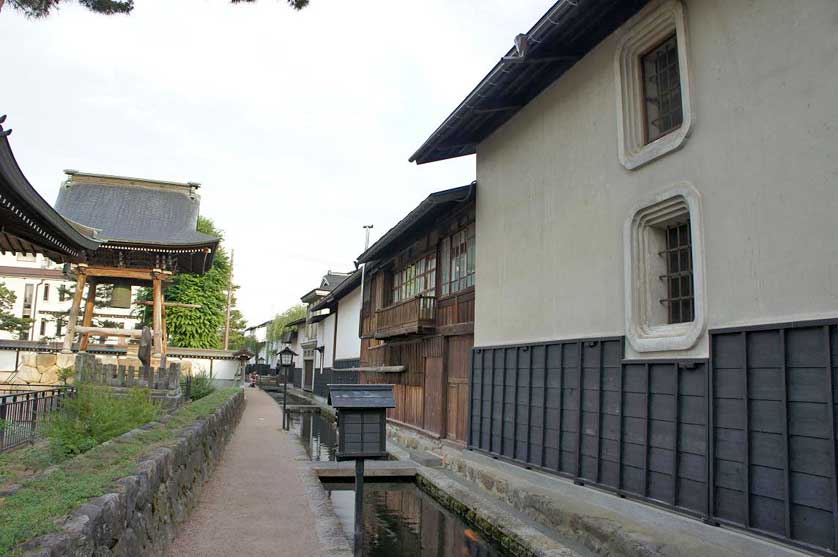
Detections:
284,408,501,556
323,482,499,557
286,410,338,462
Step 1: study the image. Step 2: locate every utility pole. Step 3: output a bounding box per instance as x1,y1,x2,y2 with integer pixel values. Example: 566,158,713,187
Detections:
362,224,373,251
223,249,234,350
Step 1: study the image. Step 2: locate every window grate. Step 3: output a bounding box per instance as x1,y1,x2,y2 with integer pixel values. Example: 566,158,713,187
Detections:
642,33,683,143
660,221,694,324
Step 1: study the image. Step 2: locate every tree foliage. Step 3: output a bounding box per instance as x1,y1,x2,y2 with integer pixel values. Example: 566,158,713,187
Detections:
3,0,308,18
138,216,245,350
266,304,306,345
0,281,31,338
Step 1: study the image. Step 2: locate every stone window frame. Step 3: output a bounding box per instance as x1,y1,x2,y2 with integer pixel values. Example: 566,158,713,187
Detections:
614,0,693,170
623,182,705,353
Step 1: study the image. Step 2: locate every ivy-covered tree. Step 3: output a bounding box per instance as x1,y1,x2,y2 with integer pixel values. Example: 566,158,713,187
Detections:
0,281,31,339
263,303,306,356
138,216,245,350
1,0,308,18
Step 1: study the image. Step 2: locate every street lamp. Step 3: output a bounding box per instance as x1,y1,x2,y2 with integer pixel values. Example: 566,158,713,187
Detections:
278,346,297,430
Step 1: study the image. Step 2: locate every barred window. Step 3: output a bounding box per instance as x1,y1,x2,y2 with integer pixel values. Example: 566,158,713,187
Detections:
642,34,683,143
660,221,693,324
392,254,436,304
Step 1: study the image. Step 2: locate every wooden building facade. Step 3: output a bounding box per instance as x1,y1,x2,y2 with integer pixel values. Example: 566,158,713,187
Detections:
358,184,475,445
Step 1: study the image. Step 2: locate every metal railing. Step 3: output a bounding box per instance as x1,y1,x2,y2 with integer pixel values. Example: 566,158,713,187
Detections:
0,387,74,453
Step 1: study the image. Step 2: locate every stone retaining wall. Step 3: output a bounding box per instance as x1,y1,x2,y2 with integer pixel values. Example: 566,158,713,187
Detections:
21,390,245,557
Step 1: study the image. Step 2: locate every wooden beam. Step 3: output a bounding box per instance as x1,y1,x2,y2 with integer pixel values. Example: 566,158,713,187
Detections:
76,326,143,338
79,280,98,352
83,266,174,282
61,268,87,354
152,273,163,358
343,366,406,373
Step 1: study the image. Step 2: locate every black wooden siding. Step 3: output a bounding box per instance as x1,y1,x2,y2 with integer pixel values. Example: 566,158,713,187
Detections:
469,319,838,555
710,322,838,553
313,364,361,399
470,338,707,517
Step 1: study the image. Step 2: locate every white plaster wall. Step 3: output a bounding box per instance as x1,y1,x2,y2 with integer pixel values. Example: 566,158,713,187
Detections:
474,0,838,358
321,314,335,368
184,358,239,381
0,351,17,371
335,287,361,361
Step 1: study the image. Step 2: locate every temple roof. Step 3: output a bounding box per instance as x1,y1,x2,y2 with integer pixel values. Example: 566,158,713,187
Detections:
0,117,101,262
55,171,218,248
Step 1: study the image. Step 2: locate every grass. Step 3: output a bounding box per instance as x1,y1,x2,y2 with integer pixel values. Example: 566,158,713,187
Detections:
0,387,239,556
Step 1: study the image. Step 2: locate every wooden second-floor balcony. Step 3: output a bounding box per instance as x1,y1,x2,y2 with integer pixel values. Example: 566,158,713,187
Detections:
373,295,435,339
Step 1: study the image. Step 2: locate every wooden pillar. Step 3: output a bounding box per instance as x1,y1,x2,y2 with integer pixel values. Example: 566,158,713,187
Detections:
152,270,163,358
61,265,87,354
161,303,168,354
79,280,98,352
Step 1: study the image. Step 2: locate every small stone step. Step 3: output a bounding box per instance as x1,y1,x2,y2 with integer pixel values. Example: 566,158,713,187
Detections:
409,450,442,468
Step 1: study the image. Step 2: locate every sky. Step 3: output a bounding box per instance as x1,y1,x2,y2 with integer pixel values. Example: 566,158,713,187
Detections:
2,0,552,327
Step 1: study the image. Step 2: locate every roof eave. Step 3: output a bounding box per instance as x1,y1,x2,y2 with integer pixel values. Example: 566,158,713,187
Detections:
357,182,475,264
409,0,649,165
0,119,101,255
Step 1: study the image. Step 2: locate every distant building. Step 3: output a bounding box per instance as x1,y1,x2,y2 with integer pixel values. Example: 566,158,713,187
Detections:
0,253,139,342
297,271,352,396
356,184,476,445
243,319,272,365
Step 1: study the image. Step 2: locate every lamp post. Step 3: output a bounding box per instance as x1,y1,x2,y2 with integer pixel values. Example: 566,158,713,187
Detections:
328,384,395,557
278,347,297,430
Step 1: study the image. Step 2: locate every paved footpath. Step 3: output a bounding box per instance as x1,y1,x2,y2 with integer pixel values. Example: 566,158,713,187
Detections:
167,388,329,557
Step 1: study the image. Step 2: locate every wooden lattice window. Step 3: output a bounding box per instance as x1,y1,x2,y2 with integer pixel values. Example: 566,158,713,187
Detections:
440,223,475,296
660,221,693,324
392,254,436,304
642,33,683,143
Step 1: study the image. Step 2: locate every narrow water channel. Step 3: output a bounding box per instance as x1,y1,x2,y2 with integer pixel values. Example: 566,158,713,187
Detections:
282,405,502,556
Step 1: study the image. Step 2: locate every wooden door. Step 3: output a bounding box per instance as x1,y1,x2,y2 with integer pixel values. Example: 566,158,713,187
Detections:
445,334,473,444
304,359,314,391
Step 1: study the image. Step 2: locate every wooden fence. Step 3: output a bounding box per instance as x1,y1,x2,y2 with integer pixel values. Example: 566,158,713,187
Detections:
74,353,181,391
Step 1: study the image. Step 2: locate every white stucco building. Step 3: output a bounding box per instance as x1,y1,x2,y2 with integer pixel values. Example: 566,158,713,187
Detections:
290,270,361,398
411,1,838,553
0,253,139,342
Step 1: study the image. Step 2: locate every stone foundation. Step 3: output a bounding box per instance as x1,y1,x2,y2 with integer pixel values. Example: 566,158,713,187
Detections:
20,390,245,557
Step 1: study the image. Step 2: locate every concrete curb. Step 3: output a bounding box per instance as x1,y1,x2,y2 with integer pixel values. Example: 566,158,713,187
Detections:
20,390,246,557
287,427,353,556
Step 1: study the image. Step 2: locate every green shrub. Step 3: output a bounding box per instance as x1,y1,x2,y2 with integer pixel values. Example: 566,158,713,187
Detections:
181,371,215,402
56,366,74,385
46,384,159,459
